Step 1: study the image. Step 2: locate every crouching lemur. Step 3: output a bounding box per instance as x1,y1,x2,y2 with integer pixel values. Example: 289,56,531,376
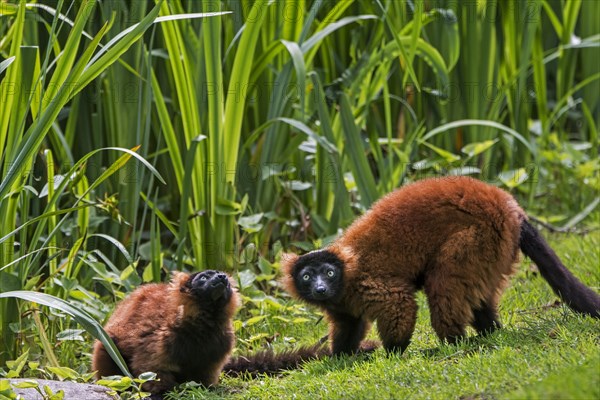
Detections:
282,177,600,355
92,270,240,395
92,270,367,398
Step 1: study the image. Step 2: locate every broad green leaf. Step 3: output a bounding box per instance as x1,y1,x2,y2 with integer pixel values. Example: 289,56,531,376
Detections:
137,372,157,381
244,316,267,326
461,139,499,157
0,14,112,200
237,270,256,290
5,351,29,376
10,381,38,389
56,329,85,342
238,213,264,233
150,72,183,188
96,377,134,390
176,135,206,269
46,366,79,381
498,168,529,188
216,199,242,216
420,141,461,162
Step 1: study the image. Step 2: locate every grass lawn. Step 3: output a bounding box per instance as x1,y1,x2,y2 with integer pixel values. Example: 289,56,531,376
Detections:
164,232,600,400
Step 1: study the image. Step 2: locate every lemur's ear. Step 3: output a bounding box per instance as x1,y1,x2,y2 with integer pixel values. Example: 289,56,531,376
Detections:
170,271,192,293
280,252,299,274
279,252,300,297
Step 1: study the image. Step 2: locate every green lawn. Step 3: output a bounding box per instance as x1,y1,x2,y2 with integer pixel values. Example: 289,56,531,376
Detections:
166,232,599,400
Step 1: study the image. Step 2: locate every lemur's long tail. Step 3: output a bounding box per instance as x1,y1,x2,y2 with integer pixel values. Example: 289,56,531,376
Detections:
223,340,380,377
519,219,600,318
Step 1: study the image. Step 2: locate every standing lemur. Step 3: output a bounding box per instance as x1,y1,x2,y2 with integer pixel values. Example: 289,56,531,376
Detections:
282,177,600,355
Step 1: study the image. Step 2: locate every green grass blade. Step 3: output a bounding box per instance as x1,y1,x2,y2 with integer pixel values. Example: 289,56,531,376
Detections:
0,56,15,74
88,234,134,265
150,71,183,188
0,1,25,165
41,0,96,111
0,18,112,201
339,92,378,208
562,197,600,229
177,135,206,271
310,72,353,225
139,192,178,238
376,1,420,90
281,40,306,117
222,0,269,180
77,2,163,93
421,119,536,155
532,23,549,139
548,72,600,130
302,15,377,57
202,3,226,263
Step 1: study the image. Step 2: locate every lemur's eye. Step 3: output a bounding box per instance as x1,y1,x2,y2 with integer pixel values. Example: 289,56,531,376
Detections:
302,274,310,281
327,270,335,277
199,276,208,281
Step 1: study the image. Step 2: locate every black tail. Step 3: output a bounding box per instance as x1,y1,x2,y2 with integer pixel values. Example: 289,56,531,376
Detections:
519,219,600,318
222,340,380,377
222,343,328,377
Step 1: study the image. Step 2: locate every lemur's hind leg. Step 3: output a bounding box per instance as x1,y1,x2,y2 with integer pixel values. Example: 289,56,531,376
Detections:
472,298,502,336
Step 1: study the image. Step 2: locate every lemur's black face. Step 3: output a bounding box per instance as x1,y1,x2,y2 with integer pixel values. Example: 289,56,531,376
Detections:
186,270,232,307
292,250,344,303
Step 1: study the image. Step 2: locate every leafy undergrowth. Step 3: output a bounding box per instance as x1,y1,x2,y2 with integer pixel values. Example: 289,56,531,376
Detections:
165,232,599,400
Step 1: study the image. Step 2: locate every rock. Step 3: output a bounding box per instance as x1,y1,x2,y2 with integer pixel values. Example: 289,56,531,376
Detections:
7,379,118,400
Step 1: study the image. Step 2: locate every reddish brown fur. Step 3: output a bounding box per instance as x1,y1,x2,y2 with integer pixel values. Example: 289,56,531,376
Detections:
92,272,239,394
283,177,527,352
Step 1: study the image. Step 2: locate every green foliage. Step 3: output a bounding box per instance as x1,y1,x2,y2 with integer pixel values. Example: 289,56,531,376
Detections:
0,349,96,400
7,380,64,400
0,0,597,397
0,292,130,377
96,373,156,400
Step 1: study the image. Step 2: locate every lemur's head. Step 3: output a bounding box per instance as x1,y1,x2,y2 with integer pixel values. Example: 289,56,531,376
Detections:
282,250,345,304
183,270,233,307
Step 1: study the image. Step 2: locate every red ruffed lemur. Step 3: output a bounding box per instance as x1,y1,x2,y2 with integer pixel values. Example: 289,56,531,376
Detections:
92,270,240,396
282,177,600,355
